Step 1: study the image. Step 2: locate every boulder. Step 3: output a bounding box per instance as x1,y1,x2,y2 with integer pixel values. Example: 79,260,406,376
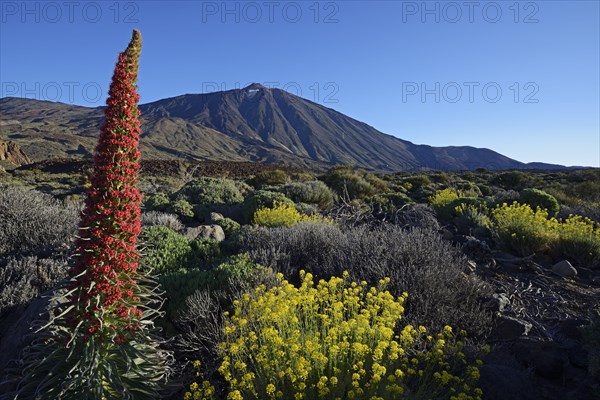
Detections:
493,315,532,340
552,260,577,278
209,212,224,222
186,224,225,242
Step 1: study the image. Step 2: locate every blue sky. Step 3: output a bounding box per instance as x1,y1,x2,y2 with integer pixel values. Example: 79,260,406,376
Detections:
1,0,598,167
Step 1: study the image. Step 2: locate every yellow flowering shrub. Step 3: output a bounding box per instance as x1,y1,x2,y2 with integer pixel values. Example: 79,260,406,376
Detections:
185,272,482,400
556,215,600,267
252,201,332,228
491,202,559,256
429,188,462,212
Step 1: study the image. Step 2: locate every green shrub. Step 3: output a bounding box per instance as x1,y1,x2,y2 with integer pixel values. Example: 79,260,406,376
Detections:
250,169,288,187
490,171,539,191
369,192,413,213
145,192,170,211
403,174,432,189
321,166,388,200
555,215,600,268
175,177,244,205
491,202,559,256
189,239,222,268
454,181,482,197
281,180,335,209
478,184,493,196
243,190,294,222
186,272,483,400
441,197,488,221
519,188,560,216
453,203,492,234
159,254,262,320
140,225,191,273
168,198,195,221
428,172,451,184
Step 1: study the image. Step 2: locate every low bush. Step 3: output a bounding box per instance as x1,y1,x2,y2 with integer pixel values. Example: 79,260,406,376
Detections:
242,190,294,223
144,192,170,211
393,204,441,231
167,198,195,221
252,202,332,228
555,215,600,268
491,190,520,207
280,180,335,209
453,203,492,235
250,169,288,187
175,177,244,205
453,181,482,197
185,273,483,400
0,185,78,256
403,174,432,189
491,171,540,191
189,239,222,268
140,225,191,273
491,202,558,257
429,188,461,215
321,166,388,200
440,197,488,222
239,223,492,337
159,254,262,321
369,192,413,214
0,255,68,317
141,211,184,232
519,188,560,216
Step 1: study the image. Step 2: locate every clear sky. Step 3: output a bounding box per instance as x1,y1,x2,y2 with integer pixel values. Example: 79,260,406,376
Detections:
1,0,598,167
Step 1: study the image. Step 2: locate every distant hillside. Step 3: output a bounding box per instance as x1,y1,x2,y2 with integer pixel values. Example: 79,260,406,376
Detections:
0,85,568,171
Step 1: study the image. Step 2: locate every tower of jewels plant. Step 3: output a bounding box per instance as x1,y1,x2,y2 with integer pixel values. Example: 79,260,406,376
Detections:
14,30,171,400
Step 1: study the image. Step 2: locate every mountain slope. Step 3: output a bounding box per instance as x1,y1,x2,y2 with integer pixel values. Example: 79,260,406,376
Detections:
0,85,565,171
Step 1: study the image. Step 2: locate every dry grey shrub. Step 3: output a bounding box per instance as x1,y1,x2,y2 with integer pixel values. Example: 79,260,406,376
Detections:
174,268,279,363
393,203,441,230
0,255,68,318
239,223,492,338
142,211,184,232
0,185,79,256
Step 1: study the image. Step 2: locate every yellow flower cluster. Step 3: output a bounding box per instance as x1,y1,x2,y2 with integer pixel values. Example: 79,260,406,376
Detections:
252,201,333,228
187,271,482,399
492,202,600,266
556,215,600,267
491,202,559,256
429,188,462,211
184,361,216,400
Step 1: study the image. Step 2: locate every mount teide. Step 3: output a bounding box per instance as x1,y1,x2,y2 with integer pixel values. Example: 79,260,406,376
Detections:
0,84,564,171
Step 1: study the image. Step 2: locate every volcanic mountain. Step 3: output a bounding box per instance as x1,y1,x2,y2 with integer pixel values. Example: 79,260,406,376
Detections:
0,84,564,171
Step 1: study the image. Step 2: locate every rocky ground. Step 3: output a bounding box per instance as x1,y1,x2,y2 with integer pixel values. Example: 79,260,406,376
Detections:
455,232,600,400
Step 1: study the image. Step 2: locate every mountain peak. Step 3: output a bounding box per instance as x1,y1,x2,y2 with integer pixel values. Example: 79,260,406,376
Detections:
243,83,267,91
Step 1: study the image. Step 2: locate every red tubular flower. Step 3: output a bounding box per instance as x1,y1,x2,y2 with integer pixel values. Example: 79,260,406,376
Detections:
67,30,143,345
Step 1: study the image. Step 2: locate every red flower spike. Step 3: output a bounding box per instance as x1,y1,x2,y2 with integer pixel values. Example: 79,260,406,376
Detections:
66,30,144,345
